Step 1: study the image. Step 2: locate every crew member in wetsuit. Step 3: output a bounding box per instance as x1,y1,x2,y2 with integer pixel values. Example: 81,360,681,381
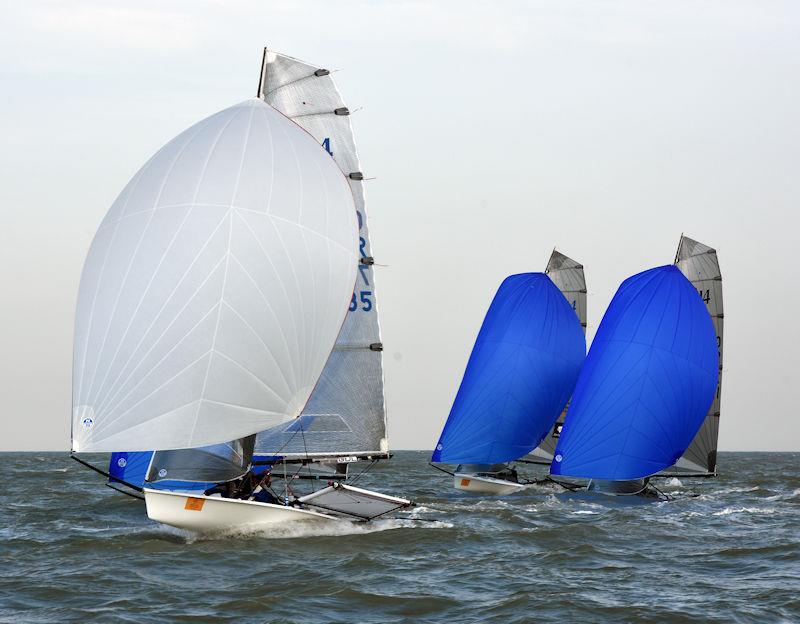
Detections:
203,479,238,498
249,473,279,504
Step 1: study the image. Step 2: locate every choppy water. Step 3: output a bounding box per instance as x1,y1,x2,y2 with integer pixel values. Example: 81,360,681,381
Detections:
0,452,798,623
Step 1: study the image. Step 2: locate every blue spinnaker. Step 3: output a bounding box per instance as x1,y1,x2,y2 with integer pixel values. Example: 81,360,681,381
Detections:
432,273,586,465
107,452,215,491
108,452,152,488
550,265,719,480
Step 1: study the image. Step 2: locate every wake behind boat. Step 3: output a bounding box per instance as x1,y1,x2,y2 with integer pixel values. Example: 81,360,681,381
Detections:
70,48,412,532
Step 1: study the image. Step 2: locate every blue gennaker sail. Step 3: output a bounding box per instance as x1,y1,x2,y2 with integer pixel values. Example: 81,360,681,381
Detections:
107,441,252,493
432,273,586,465
108,452,153,489
551,265,719,481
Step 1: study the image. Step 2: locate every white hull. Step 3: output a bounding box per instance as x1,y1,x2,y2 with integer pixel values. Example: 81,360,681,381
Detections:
144,489,337,532
453,473,527,495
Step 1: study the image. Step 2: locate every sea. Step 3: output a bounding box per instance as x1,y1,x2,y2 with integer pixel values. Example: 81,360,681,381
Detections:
0,451,798,623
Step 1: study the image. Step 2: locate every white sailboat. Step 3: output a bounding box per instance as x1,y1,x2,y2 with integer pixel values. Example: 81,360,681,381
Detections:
71,49,411,532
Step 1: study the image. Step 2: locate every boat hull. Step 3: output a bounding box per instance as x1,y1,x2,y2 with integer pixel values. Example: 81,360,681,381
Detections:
453,473,526,495
144,489,337,532
585,479,662,500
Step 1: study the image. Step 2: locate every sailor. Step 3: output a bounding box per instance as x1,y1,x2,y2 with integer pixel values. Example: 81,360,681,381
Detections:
203,479,238,498
249,473,278,505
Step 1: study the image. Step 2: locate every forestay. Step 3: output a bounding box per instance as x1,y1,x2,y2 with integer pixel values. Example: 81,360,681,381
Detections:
432,273,586,465
254,50,387,458
661,235,724,476
551,266,719,481
72,98,358,452
528,250,587,462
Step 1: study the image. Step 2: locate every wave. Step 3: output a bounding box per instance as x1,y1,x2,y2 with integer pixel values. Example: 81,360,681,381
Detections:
712,506,776,516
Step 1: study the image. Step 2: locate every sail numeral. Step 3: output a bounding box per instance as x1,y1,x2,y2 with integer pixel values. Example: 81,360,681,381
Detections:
349,291,373,312
322,137,333,156
698,288,711,303
572,299,577,310
358,264,370,286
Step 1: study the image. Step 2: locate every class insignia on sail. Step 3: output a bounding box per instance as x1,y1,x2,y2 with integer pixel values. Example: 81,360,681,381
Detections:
431,252,587,495
71,48,413,531
550,264,720,497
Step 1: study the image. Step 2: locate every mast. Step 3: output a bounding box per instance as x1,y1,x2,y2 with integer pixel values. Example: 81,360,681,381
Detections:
254,49,388,461
659,235,724,476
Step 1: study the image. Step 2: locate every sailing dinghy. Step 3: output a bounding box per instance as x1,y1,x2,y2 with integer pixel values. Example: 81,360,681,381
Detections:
71,50,412,531
550,265,719,498
431,257,586,495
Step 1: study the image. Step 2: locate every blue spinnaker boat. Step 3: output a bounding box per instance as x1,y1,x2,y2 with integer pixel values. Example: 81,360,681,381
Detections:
432,273,586,465
551,265,719,481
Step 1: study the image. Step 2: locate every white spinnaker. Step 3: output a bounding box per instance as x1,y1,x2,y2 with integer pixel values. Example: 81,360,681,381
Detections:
254,50,388,457
663,235,723,475
528,250,587,462
72,99,358,452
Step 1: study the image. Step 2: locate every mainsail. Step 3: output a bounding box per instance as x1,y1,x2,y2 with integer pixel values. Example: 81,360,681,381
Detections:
528,250,587,463
660,235,724,476
253,50,387,458
551,266,719,480
432,273,586,465
72,98,358,453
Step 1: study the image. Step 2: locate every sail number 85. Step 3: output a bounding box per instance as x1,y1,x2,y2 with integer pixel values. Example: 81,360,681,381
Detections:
350,291,373,312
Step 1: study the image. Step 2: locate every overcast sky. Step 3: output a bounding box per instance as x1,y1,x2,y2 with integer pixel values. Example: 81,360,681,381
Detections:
1,0,798,451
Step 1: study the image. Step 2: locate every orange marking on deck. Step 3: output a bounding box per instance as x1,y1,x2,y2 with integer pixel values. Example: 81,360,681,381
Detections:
184,497,205,511
460,479,471,487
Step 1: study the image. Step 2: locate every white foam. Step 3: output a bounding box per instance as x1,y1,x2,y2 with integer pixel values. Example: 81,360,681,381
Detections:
170,516,453,542
712,506,776,516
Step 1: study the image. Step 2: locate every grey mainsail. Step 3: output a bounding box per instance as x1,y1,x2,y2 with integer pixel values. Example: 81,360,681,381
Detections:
660,235,723,476
527,250,587,463
253,50,388,459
